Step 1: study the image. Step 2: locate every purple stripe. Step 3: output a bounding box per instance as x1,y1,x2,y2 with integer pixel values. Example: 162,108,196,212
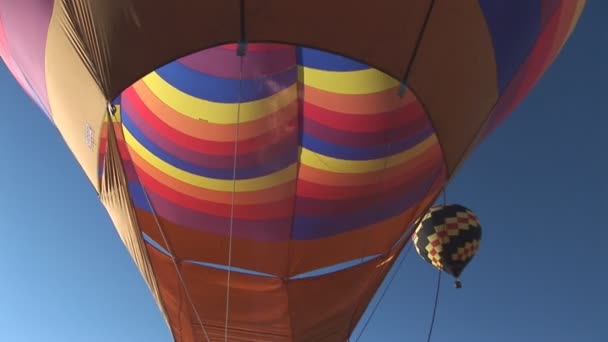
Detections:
178,45,296,79
540,0,562,27
130,152,445,241
302,114,431,147
0,0,53,116
480,1,563,140
292,165,445,240
143,190,293,241
121,94,300,169
136,163,444,242
294,159,440,216
97,153,140,183
122,159,141,184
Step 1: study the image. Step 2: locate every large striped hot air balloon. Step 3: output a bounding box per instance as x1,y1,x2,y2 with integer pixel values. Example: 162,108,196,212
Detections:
0,1,585,341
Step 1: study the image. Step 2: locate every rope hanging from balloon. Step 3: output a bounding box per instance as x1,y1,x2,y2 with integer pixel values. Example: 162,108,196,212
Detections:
139,167,212,342
100,107,212,341
424,188,447,342
105,108,212,342
346,0,439,338
426,269,443,342
398,0,436,97
224,43,247,342
352,242,414,342
225,3,248,339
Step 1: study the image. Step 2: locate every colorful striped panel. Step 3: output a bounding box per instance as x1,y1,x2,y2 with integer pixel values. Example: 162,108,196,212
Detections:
479,0,543,93
295,49,442,240
100,44,446,276
480,0,585,139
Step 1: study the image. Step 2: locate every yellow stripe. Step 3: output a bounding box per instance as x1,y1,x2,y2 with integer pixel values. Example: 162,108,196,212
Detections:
123,127,297,191
298,66,399,95
300,134,438,173
103,105,122,122
142,72,298,124
565,0,586,45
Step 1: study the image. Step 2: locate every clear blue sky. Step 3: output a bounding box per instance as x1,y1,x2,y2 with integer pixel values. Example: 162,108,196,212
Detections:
0,4,605,342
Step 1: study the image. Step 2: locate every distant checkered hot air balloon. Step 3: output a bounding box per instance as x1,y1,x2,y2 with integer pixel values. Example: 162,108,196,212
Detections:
414,204,482,288
0,0,585,341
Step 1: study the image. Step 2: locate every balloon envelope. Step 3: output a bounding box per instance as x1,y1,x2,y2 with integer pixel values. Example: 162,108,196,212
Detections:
413,204,482,281
0,1,585,341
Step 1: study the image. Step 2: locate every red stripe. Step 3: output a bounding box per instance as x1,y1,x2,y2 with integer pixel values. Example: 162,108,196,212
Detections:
124,93,300,169
123,87,299,155
482,1,568,136
97,153,139,182
134,165,297,220
98,137,132,160
99,122,123,140
302,100,426,133
126,144,297,204
303,114,430,148
294,170,438,216
297,147,442,199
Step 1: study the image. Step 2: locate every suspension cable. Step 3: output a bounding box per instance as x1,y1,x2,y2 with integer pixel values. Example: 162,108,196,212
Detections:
353,243,414,342
224,43,245,342
427,187,446,342
140,188,211,342
426,270,442,342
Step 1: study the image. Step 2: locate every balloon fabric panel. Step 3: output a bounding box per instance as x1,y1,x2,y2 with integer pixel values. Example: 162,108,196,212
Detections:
105,45,445,278
413,205,482,279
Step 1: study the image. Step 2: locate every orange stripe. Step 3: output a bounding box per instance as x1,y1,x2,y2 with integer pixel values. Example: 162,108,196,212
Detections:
137,166,296,220
137,209,289,276
128,146,297,205
297,148,441,200
138,196,432,277
508,1,582,106
99,123,125,141
302,84,417,114
297,142,442,187
547,1,581,63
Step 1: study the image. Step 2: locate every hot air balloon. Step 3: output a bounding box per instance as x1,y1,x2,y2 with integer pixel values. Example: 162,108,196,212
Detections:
413,204,482,288
0,1,585,341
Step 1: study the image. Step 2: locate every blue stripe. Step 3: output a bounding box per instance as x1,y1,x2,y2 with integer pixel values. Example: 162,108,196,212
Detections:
479,0,541,92
122,109,298,179
120,94,299,170
300,126,433,160
296,47,370,71
129,182,151,212
155,61,297,103
112,95,121,105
